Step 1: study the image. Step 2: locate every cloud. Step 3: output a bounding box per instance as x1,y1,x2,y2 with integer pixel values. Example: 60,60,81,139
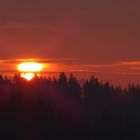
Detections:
65,60,140,75
66,69,100,73
0,59,140,76
113,72,140,75
0,22,53,31
118,61,140,65
0,58,78,73
130,67,140,70
0,58,76,64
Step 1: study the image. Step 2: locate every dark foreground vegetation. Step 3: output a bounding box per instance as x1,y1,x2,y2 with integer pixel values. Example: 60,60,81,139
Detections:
0,72,140,140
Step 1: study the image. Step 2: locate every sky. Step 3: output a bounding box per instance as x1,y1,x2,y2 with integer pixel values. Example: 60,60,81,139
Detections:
0,0,140,86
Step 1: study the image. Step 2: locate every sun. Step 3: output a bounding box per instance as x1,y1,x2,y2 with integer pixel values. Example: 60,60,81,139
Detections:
18,62,42,72
17,62,43,81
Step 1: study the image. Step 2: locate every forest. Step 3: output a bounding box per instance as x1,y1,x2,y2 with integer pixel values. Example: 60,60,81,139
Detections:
0,72,140,140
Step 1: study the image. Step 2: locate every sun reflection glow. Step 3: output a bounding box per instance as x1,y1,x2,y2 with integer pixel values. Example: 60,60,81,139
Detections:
21,73,35,81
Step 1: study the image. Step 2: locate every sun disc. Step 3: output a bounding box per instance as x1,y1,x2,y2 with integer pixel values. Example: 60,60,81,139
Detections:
18,62,42,72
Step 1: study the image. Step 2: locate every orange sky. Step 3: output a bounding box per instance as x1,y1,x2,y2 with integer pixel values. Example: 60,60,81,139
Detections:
0,0,140,86
0,58,139,86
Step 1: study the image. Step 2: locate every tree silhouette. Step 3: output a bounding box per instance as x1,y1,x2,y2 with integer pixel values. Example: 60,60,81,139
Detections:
0,73,139,139
59,72,67,88
68,73,81,100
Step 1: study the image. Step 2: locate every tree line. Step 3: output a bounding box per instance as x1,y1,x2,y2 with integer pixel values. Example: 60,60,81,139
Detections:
0,72,140,140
